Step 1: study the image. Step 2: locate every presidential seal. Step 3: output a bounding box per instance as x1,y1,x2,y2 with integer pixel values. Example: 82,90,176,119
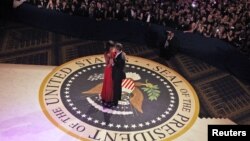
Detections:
39,55,199,141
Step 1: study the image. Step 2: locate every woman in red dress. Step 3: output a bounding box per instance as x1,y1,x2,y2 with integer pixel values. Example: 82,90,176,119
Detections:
101,41,116,106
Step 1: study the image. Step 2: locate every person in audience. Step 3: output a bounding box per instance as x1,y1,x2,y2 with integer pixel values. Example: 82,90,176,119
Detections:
23,0,249,57
160,30,179,60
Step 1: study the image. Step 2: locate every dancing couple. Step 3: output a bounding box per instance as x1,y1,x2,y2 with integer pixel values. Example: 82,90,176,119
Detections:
101,41,126,107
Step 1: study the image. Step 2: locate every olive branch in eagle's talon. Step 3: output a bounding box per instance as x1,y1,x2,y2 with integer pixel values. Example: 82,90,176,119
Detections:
136,79,160,101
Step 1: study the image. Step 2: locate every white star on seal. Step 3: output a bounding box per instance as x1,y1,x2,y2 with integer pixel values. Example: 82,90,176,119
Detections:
161,114,166,118
165,111,170,114
65,95,69,98
72,107,77,110
152,73,156,76
171,96,175,99
71,77,75,80
78,72,82,75
145,122,150,126
116,124,121,128
163,82,167,84
167,85,170,88
151,120,156,123
168,108,173,111
65,87,70,90
170,93,174,95
147,71,151,73
137,67,141,70
108,124,114,127
131,124,137,128
124,125,129,129
66,84,71,87
139,123,144,127
87,68,91,70
170,104,174,107
97,65,101,68
131,66,135,68
69,103,73,106
92,66,96,69
82,69,86,72
168,89,173,92
170,100,175,103
101,122,106,126
76,111,81,114
67,99,72,102
157,117,162,121
94,120,99,123
68,80,73,83
87,117,92,121
81,114,86,117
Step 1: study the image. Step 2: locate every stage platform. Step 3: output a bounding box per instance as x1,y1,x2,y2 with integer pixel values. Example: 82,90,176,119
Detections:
0,56,235,141
0,2,249,140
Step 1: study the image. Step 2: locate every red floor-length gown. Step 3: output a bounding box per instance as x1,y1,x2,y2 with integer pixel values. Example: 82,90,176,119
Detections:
101,52,115,102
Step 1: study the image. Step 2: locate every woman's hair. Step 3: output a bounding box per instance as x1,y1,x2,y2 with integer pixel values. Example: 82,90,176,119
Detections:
105,40,115,52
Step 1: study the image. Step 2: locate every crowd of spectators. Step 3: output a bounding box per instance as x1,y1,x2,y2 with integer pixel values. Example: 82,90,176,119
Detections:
25,0,249,57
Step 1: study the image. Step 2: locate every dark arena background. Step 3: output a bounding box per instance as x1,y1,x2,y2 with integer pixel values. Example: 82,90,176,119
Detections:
0,0,250,141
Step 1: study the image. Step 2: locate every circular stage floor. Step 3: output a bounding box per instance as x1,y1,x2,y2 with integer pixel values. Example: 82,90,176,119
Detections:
40,55,199,141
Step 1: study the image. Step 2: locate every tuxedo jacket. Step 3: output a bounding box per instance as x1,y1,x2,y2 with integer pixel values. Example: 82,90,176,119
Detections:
113,52,126,80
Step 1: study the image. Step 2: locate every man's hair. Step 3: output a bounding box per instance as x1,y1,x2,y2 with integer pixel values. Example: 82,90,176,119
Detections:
115,43,123,51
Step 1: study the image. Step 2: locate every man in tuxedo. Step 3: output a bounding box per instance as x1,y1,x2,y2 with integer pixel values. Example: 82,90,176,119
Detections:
112,43,126,106
160,30,180,60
